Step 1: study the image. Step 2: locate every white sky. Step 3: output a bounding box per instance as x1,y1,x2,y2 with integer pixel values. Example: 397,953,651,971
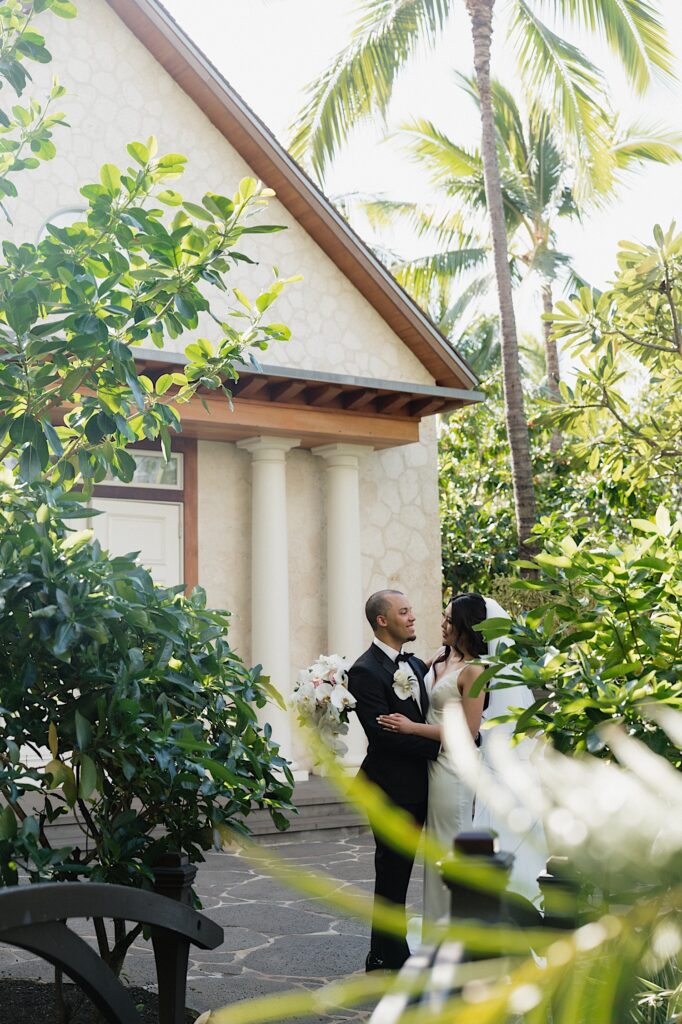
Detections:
163,0,682,327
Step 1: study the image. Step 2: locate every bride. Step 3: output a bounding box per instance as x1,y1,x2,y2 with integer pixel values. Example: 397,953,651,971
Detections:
377,592,545,929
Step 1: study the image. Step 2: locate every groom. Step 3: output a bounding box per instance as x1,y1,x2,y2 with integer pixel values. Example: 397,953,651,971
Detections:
348,589,440,972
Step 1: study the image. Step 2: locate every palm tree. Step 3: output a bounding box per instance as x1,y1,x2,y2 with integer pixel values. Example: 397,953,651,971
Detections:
352,80,682,407
289,0,674,553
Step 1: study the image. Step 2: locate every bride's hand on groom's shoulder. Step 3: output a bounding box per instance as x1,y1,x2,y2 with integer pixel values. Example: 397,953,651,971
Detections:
377,713,414,735
426,645,446,668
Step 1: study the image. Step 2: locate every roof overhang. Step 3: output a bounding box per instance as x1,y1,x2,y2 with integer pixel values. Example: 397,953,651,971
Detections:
103,0,479,392
135,350,484,449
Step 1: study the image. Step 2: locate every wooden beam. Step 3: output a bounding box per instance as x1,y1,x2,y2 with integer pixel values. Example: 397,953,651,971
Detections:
343,389,378,412
269,380,308,403
234,377,271,400
375,393,413,416
307,384,344,407
179,394,419,448
182,439,199,594
410,397,445,417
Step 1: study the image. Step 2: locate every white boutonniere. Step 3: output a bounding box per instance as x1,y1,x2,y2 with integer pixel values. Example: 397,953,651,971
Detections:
392,668,413,700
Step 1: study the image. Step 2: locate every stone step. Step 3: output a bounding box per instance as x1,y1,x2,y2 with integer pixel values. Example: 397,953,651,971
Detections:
39,777,367,847
247,811,366,838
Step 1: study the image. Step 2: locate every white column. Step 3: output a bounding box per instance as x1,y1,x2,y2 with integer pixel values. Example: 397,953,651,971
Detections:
313,443,373,768
237,435,302,774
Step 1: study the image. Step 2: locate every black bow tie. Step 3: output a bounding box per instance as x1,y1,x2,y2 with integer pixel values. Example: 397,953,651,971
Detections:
395,651,412,664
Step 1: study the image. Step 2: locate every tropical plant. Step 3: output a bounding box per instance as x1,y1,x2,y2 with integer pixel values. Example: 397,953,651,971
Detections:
439,370,658,595
356,80,682,404
547,222,682,495
477,505,682,766
0,0,297,984
190,711,682,1023
0,9,297,490
0,0,73,216
0,145,295,486
0,479,294,970
289,0,674,554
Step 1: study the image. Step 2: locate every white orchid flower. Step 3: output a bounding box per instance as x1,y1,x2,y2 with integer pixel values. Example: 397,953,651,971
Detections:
392,668,414,701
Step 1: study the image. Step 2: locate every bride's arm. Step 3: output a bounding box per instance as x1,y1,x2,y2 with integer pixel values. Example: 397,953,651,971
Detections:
459,664,486,740
377,713,441,740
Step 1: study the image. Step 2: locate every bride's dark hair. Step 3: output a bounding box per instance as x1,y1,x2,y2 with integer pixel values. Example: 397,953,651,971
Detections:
434,592,488,667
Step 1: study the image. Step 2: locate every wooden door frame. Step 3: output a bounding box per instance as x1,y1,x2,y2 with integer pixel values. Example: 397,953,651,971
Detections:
90,438,198,593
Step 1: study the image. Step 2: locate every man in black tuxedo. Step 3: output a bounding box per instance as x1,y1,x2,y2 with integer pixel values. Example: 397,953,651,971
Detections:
348,589,440,972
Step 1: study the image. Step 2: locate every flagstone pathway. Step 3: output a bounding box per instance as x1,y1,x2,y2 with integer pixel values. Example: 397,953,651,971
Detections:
0,830,425,1023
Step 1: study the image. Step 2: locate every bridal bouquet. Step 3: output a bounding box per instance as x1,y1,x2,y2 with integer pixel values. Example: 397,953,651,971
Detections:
290,654,356,758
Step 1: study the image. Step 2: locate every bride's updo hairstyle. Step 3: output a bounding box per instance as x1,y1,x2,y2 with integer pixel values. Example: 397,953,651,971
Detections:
449,592,488,659
434,592,488,669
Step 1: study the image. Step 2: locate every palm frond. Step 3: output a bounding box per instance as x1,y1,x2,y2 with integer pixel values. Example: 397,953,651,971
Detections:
611,121,682,170
399,117,481,181
455,72,530,172
361,195,470,244
438,273,494,335
527,108,564,213
456,314,501,376
519,330,548,385
544,0,675,93
288,0,452,180
393,247,489,309
530,245,572,281
581,116,682,208
511,1,607,163
563,266,593,297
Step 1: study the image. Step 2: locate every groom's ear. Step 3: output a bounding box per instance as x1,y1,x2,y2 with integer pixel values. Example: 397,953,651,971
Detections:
375,614,388,628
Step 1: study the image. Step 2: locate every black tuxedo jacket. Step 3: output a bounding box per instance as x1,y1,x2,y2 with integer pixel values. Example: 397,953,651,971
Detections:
348,644,440,808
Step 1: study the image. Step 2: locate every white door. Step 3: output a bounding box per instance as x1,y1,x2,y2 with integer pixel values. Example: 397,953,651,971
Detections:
90,498,183,587
24,498,183,770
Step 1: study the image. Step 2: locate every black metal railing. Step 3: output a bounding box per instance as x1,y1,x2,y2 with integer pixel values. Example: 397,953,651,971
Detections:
370,831,579,1022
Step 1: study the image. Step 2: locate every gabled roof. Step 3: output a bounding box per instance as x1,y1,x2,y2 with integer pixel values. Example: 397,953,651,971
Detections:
103,0,479,392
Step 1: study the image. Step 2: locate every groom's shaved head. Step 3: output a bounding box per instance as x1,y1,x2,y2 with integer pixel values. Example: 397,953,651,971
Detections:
365,589,405,630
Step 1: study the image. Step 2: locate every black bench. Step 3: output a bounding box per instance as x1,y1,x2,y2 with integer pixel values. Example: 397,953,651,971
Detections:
0,879,223,1024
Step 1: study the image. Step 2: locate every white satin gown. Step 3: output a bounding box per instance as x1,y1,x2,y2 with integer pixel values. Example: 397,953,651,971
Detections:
422,665,474,927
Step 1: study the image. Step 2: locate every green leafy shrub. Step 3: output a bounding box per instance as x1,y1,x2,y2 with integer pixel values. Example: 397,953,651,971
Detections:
481,506,682,764
439,375,654,595
0,2,295,983
548,222,682,494
0,479,293,890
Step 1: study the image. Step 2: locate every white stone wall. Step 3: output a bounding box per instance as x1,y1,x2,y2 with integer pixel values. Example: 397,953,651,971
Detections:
361,418,443,657
2,0,434,387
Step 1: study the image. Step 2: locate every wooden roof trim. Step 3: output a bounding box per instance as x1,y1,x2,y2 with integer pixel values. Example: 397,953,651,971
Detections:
134,349,484,418
103,0,479,391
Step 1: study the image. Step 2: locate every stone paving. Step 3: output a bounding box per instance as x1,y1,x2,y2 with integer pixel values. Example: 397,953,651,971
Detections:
0,830,425,1023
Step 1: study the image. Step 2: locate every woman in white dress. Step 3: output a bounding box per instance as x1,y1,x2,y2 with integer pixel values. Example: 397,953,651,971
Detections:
377,592,490,927
378,593,547,931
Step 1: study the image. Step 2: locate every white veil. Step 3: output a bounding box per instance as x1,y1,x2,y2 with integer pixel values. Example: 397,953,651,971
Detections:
468,596,547,900
480,596,535,739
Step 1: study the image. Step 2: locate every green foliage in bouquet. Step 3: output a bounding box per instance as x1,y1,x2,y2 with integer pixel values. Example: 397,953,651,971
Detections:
478,506,682,765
